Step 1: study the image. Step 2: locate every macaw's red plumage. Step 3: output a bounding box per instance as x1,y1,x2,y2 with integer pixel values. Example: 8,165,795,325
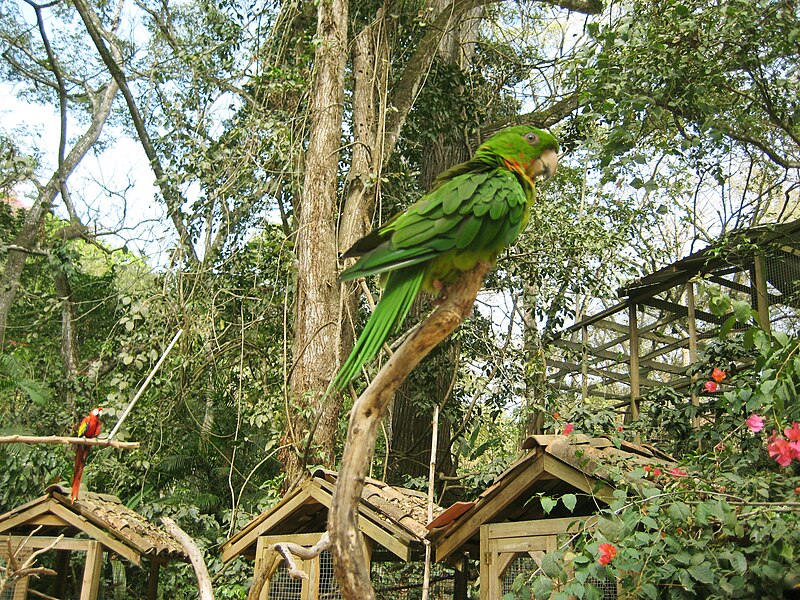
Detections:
71,407,103,502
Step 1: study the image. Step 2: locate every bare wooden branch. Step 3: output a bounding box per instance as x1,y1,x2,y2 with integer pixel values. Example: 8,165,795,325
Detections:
161,517,214,600
0,435,139,449
246,531,332,600
329,261,492,600
0,530,62,594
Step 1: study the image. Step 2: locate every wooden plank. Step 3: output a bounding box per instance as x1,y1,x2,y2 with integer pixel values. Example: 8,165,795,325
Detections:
313,478,416,546
305,486,409,561
436,461,545,562
484,516,596,540
629,305,640,421
259,533,325,546
753,254,771,332
0,501,52,534
547,358,673,389
304,480,412,562
479,525,491,600
686,282,700,430
147,556,162,600
48,502,139,565
222,487,315,562
0,535,92,552
79,540,103,600
640,297,728,325
553,338,687,375
542,456,615,504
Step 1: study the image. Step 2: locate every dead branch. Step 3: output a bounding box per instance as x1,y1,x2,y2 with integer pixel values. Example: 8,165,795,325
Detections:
161,517,214,600
0,435,139,449
328,261,492,600
247,533,331,600
0,530,63,594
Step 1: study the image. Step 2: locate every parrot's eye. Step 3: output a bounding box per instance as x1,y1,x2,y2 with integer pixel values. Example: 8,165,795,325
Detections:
525,132,540,145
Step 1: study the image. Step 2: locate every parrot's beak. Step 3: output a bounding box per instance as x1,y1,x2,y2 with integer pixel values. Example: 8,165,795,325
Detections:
530,148,558,179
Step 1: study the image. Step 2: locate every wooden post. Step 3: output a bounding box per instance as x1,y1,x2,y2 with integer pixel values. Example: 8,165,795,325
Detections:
80,541,103,600
753,255,771,333
581,325,588,402
686,283,700,429
453,556,468,600
147,557,162,600
628,304,640,421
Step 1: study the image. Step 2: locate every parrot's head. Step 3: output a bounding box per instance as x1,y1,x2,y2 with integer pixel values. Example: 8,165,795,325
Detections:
480,125,559,182
90,407,103,417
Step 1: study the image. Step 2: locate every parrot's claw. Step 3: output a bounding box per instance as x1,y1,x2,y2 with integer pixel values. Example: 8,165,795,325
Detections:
431,279,448,303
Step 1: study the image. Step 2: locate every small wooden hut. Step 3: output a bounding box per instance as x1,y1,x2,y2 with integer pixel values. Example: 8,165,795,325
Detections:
427,435,675,599
222,469,460,600
0,484,187,599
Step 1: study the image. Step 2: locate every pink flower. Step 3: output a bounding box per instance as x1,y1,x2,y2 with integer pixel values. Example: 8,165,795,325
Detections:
768,436,794,467
597,543,617,565
711,368,726,383
653,467,662,477
745,414,765,433
563,423,574,435
704,381,718,393
785,422,800,442
669,467,688,477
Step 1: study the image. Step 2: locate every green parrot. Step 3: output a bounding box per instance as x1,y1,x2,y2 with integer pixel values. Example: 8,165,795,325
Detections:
333,125,559,391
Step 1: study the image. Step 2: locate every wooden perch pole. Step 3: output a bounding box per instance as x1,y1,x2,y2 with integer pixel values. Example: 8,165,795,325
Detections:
329,261,491,600
0,435,139,449
108,329,182,440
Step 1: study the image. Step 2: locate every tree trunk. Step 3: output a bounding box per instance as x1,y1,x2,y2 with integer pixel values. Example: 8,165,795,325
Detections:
280,0,349,486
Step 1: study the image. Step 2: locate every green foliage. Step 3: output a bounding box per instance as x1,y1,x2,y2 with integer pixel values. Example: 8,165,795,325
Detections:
512,283,800,597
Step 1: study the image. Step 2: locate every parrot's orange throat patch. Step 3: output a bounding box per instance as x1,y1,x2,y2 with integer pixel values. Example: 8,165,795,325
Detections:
503,158,536,188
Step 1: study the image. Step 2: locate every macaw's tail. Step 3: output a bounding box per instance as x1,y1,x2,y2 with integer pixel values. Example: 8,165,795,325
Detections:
333,267,425,391
71,446,90,503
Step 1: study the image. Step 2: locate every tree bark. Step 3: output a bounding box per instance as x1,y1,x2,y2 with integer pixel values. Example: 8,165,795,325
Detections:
329,261,491,600
280,0,349,485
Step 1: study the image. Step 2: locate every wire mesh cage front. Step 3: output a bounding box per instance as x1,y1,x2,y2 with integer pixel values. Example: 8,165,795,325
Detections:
371,560,455,599
318,550,342,600
269,560,303,600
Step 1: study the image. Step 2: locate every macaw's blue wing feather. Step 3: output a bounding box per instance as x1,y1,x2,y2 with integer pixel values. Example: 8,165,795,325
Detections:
333,267,425,390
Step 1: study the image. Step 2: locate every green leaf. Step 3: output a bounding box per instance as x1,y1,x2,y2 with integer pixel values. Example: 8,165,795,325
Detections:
561,494,577,512
541,496,557,514
532,576,553,600
688,563,715,584
668,501,691,523
732,299,752,323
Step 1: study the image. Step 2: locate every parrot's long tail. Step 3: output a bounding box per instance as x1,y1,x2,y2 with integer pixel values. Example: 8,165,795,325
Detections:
332,267,425,391
71,446,89,503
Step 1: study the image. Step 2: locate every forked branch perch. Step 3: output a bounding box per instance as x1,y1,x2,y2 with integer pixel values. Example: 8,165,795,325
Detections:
328,261,492,600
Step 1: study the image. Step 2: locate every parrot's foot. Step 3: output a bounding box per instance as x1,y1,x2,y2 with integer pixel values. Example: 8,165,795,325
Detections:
431,279,448,303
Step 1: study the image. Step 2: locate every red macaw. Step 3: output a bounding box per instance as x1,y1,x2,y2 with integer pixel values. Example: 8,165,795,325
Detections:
71,407,103,502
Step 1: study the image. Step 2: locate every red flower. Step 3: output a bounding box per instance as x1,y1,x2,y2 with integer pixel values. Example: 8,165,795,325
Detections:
597,543,617,565
703,380,718,393
711,368,726,383
617,426,623,432
768,436,794,467
745,414,765,433
785,422,800,442
563,423,574,435
553,412,560,419
644,465,652,472
653,467,662,477
669,467,688,477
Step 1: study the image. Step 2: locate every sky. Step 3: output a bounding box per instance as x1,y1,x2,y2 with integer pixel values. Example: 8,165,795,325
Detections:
1,81,174,262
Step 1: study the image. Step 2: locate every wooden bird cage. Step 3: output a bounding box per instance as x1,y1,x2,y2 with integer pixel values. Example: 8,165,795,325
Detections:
0,485,187,600
428,435,676,599
222,469,464,600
